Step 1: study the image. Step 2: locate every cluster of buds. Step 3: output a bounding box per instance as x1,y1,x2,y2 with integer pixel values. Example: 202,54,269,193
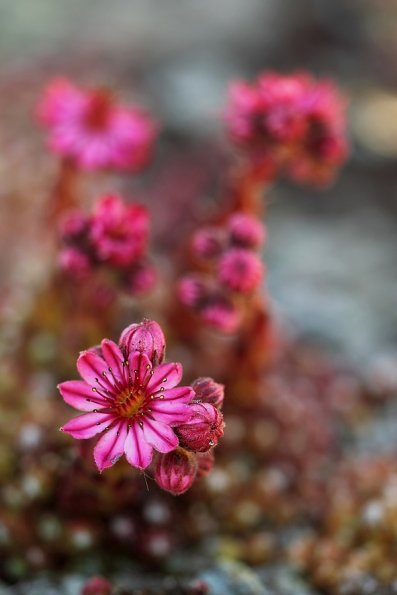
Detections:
37,77,157,172
59,319,224,495
177,212,266,332
225,71,349,185
58,193,156,296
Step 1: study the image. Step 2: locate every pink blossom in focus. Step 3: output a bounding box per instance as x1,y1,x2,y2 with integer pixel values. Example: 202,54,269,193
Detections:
175,402,224,453
227,213,266,249
89,194,149,268
59,324,194,472
218,248,264,294
154,448,198,495
38,77,157,172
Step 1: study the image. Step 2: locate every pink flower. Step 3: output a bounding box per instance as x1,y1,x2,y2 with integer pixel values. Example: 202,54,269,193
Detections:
38,78,157,172
177,275,207,308
89,194,149,268
59,247,91,280
217,248,264,294
225,72,348,185
191,227,225,259
59,332,194,472
175,402,224,453
58,209,89,240
200,296,240,333
127,262,157,296
119,319,166,366
227,213,266,250
191,377,225,409
154,448,198,495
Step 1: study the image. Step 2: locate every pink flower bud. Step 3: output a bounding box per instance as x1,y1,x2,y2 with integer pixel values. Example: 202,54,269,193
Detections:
191,377,225,409
127,262,157,296
177,275,207,308
59,247,91,280
176,403,224,453
59,209,89,240
154,448,198,495
228,213,266,249
218,248,264,294
200,296,240,333
119,319,166,364
82,576,112,595
196,450,215,478
191,227,224,259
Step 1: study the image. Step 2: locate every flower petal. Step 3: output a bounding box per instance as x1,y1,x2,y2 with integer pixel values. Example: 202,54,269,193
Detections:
124,422,153,469
61,412,115,439
150,401,192,426
58,380,108,411
93,420,128,472
77,350,109,386
161,386,194,403
146,362,183,394
142,418,178,453
128,351,152,386
101,339,125,380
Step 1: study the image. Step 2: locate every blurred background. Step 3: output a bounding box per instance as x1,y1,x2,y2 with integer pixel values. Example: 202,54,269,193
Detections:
1,0,397,362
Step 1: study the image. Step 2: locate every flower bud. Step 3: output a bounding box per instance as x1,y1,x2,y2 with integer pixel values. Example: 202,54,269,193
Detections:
154,448,198,495
177,275,207,308
200,296,240,333
191,377,225,409
119,319,165,364
59,247,91,280
82,576,112,595
176,403,224,453
218,248,264,294
196,450,215,478
228,213,266,249
191,227,224,259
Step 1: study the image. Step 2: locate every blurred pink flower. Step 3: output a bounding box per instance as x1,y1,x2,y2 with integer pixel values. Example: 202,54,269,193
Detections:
218,248,264,293
89,194,149,268
200,296,240,333
59,247,91,280
38,77,157,171
59,331,194,472
227,212,266,249
225,71,348,185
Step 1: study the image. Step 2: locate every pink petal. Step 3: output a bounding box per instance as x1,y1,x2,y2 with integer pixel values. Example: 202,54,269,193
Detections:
124,422,153,469
77,350,109,386
128,351,152,386
146,362,183,393
58,380,109,411
142,418,178,453
101,339,125,380
149,401,192,426
61,412,115,439
93,420,128,472
160,386,194,403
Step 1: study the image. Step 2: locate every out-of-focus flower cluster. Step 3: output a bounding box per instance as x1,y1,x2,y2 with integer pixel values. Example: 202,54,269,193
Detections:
59,193,156,297
226,71,349,185
177,212,266,332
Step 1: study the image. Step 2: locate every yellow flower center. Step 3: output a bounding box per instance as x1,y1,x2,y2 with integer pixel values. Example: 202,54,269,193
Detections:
115,387,145,418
